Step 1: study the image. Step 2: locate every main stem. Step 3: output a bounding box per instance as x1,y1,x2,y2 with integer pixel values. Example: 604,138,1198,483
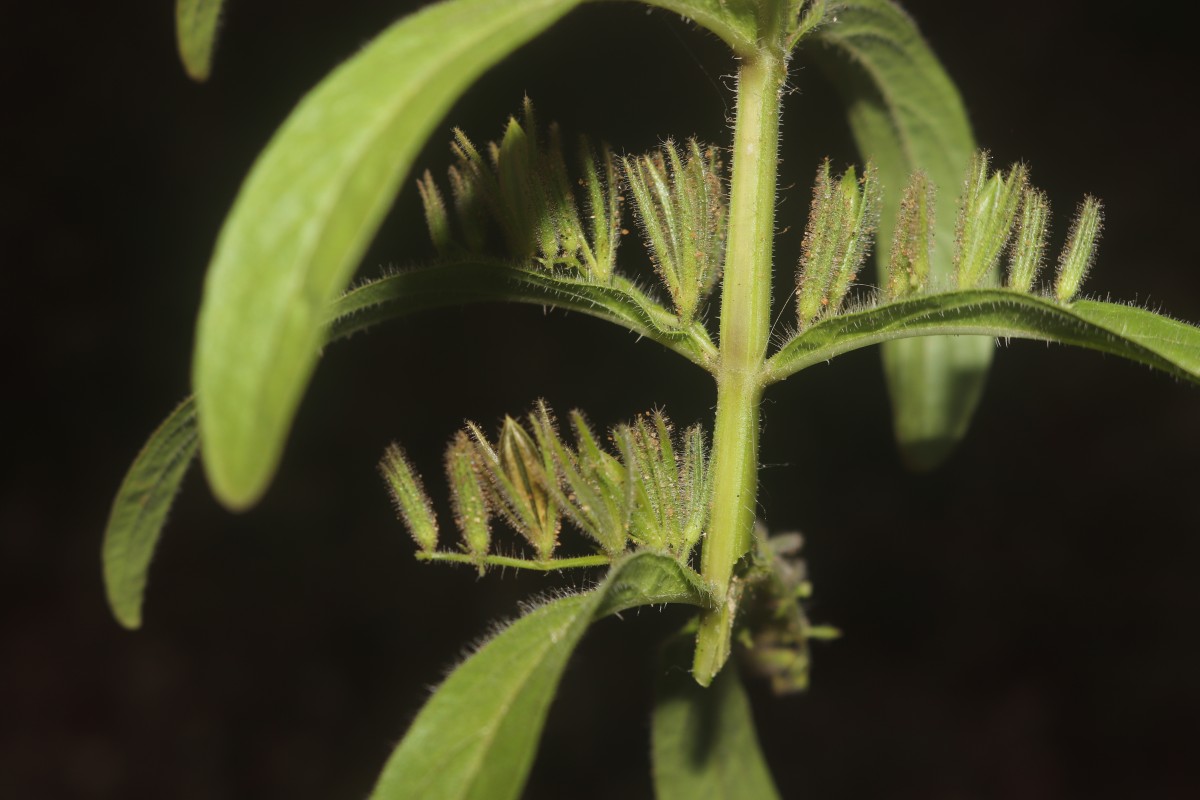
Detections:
694,52,786,685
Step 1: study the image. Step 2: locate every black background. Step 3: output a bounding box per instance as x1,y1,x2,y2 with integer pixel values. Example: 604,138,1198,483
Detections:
3,1,1199,798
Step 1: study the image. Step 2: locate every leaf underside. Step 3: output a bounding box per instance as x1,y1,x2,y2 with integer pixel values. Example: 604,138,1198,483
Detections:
766,289,1200,386
653,636,781,800
192,0,582,512
815,0,986,469
103,398,199,629
330,263,715,367
368,552,708,800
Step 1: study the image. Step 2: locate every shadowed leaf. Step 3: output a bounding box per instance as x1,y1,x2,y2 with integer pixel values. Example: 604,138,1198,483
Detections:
653,636,781,800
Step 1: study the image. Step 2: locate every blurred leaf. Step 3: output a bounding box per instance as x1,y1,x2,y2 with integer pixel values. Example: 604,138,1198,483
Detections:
369,552,708,800
766,290,1200,385
653,637,780,800
193,0,582,511
175,0,225,82
815,0,985,468
102,398,198,629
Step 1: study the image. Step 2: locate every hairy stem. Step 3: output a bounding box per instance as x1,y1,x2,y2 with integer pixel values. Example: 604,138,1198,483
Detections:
694,52,785,685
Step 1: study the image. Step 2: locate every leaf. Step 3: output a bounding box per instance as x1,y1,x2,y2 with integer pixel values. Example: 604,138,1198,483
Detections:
637,0,761,57
329,263,718,366
105,262,716,629
193,0,583,511
653,636,780,800
368,552,709,800
102,398,199,630
764,289,1200,386
175,0,226,82
815,0,987,469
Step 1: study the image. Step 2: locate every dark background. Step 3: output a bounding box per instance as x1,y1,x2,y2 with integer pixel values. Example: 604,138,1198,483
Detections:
3,1,1199,798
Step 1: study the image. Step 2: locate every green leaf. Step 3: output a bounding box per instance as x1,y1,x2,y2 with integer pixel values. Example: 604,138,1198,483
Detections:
764,289,1200,386
103,398,199,630
175,0,225,82
814,0,986,469
193,0,583,511
368,552,709,800
327,263,718,368
653,636,781,800
637,0,761,57
105,262,715,629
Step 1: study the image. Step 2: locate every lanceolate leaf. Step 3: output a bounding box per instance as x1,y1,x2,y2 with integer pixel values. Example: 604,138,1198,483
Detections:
637,1,761,57
764,290,1200,385
368,552,708,800
193,0,582,511
814,0,987,469
653,637,780,800
329,263,717,368
104,262,714,630
175,0,226,82
103,398,199,630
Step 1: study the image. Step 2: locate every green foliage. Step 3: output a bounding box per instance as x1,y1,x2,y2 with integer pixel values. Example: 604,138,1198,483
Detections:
174,0,224,82
368,551,708,800
102,398,198,630
192,0,582,512
111,0,1200,796
766,289,1200,385
653,636,781,800
814,0,987,469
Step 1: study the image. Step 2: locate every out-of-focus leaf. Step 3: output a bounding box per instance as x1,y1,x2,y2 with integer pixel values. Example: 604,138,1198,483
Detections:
652,636,780,800
815,0,984,469
175,0,226,82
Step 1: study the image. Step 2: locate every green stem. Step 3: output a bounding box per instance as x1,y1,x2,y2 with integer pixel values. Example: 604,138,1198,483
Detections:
416,551,611,571
693,52,786,685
